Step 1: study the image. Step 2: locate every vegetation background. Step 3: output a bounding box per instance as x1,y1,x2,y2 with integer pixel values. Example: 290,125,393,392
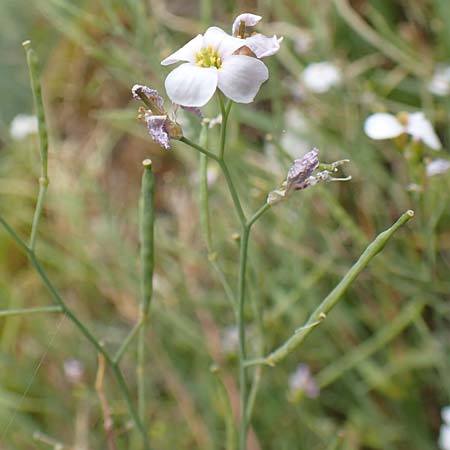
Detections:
1,0,450,449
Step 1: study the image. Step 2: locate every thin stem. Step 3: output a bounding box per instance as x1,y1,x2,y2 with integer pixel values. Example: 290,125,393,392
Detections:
179,137,247,225
0,305,62,317
0,217,151,449
198,125,237,315
29,181,49,251
180,136,219,161
199,125,213,252
113,319,145,364
237,225,250,450
95,354,118,450
244,366,262,425
218,93,232,159
23,40,49,251
111,364,151,449
0,214,31,255
138,159,155,424
246,203,271,229
244,210,415,368
217,159,246,225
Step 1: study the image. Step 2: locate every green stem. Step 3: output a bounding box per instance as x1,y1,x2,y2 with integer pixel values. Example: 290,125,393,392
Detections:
218,93,232,159
198,125,237,315
217,159,246,225
137,159,155,424
199,125,213,252
237,202,270,450
244,210,414,368
113,319,145,364
0,305,63,317
112,364,151,449
180,136,219,161
23,40,49,251
237,225,250,450
0,215,152,450
179,137,247,225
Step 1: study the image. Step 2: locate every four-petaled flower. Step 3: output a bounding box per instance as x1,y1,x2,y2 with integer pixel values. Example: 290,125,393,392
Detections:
161,14,282,107
267,149,351,205
364,112,442,150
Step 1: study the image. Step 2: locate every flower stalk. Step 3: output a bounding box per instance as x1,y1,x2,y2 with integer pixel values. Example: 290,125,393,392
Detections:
137,159,155,423
244,210,415,368
23,40,49,252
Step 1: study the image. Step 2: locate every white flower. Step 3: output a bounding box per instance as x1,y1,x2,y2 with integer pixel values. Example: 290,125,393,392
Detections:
443,406,450,424
364,112,442,150
10,114,38,140
426,159,450,177
440,425,450,450
440,407,450,450
161,26,269,107
221,326,239,355
63,359,84,384
301,62,342,93
428,65,450,96
231,13,283,58
288,364,319,399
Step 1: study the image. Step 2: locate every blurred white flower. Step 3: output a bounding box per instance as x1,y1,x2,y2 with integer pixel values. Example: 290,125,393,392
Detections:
63,359,85,384
428,66,450,96
161,26,269,106
221,326,239,355
301,62,342,93
364,112,442,150
10,114,38,140
293,31,313,55
426,159,450,177
440,406,450,450
288,364,319,399
443,406,450,424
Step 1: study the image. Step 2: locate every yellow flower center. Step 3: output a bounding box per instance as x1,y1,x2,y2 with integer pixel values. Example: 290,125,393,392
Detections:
195,46,222,68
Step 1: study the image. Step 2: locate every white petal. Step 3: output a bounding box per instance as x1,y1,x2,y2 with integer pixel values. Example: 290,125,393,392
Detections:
10,114,38,140
442,407,450,424
165,63,218,107
244,34,282,58
301,62,342,93
364,113,404,140
406,112,442,150
426,159,450,177
217,55,268,103
427,66,450,96
440,425,450,450
203,27,245,57
161,34,203,66
232,13,262,36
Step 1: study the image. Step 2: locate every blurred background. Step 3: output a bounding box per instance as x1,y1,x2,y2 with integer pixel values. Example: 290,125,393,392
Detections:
1,0,450,448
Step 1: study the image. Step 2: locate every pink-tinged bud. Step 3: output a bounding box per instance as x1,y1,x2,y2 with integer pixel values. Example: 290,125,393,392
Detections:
267,148,351,205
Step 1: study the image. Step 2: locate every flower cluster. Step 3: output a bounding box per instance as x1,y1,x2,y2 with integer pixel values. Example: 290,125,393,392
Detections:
132,84,183,150
267,148,351,205
364,111,441,150
161,13,282,107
